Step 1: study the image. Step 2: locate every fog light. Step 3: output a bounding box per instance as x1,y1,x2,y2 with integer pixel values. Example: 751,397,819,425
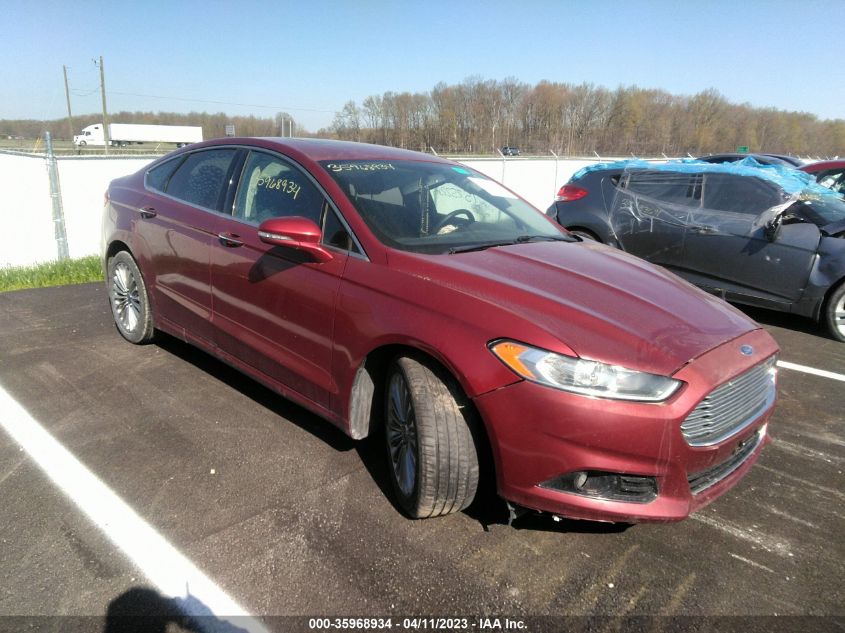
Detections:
540,470,657,503
573,471,588,489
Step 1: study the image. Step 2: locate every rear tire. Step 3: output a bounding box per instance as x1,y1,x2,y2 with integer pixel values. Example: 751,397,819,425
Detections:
108,251,155,344
823,282,845,343
384,355,479,518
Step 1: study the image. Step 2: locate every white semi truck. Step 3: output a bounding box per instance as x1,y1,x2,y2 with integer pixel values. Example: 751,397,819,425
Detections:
73,123,203,147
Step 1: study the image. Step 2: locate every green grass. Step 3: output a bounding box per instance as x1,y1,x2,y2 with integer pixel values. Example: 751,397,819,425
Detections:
0,256,103,293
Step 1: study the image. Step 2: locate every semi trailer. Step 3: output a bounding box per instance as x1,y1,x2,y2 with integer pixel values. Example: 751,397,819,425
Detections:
73,123,203,147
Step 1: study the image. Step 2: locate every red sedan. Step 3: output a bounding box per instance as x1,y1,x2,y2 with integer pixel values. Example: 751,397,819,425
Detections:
102,138,778,523
801,160,845,195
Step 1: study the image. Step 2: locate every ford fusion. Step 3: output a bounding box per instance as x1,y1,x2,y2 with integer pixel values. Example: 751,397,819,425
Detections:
102,139,778,523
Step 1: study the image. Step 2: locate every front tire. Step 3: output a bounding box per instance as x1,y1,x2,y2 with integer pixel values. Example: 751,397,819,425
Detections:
823,282,845,343
569,228,600,242
108,251,155,344
384,356,479,518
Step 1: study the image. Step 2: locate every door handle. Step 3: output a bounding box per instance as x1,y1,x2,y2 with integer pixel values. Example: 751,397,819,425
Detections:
217,232,244,248
691,225,715,234
138,207,157,219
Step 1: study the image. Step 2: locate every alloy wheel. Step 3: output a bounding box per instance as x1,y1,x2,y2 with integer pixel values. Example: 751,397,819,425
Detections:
386,371,418,497
112,261,141,333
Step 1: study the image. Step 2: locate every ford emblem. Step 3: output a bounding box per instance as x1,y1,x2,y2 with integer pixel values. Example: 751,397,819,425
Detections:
740,345,754,356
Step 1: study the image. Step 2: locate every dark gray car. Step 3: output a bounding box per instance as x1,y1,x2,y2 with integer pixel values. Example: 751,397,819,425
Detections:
547,160,845,342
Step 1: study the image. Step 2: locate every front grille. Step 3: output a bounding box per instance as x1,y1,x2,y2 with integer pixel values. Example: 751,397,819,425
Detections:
681,356,776,447
688,430,763,494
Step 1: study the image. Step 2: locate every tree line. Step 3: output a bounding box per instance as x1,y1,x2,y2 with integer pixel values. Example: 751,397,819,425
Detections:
3,78,843,156
324,78,845,157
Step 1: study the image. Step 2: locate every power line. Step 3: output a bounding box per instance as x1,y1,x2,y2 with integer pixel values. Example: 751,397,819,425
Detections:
70,88,101,96
107,90,339,114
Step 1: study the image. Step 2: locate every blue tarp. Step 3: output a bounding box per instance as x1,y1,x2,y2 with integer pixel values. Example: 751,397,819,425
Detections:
572,157,839,200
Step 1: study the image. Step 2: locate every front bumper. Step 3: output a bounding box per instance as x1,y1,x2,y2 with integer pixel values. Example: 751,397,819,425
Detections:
473,329,778,523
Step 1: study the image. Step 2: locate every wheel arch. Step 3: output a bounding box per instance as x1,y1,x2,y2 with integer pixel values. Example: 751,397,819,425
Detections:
348,344,486,444
349,344,451,439
820,275,845,333
104,239,159,317
565,226,602,243
105,239,131,265
348,343,497,513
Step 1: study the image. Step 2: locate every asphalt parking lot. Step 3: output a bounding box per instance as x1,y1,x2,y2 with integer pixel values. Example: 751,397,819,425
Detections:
0,283,842,632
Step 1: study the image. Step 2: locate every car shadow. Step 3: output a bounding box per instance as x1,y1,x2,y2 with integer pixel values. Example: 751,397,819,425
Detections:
154,332,417,520
733,304,828,338
509,512,632,534
154,332,355,453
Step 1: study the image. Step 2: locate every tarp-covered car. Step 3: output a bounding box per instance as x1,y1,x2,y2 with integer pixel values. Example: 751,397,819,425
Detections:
547,158,845,342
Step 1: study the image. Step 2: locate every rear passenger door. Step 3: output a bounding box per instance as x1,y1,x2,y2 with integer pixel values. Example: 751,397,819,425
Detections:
611,171,699,270
137,148,240,343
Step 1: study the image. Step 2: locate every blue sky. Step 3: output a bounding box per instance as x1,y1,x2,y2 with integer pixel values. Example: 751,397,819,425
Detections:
1,0,841,132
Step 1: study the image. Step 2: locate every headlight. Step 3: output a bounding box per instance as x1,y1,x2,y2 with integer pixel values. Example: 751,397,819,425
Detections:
489,340,682,402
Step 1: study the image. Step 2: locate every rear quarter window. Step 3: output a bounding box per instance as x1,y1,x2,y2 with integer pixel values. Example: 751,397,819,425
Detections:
145,157,182,193
624,172,702,207
164,149,239,211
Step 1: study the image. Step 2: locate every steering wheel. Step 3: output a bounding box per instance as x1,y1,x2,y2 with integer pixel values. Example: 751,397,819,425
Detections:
433,209,476,234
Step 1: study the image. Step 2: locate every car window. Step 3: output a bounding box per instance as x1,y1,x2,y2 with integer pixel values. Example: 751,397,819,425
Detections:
625,172,701,207
816,169,845,194
320,160,561,254
795,189,845,225
165,149,238,210
701,174,783,215
234,151,358,252
322,206,358,252
145,157,183,193
234,151,324,226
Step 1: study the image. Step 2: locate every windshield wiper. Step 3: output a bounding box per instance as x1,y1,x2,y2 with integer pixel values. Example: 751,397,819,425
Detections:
448,234,574,254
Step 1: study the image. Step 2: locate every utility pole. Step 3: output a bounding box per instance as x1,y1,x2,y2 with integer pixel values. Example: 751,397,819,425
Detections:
97,56,110,154
62,65,74,142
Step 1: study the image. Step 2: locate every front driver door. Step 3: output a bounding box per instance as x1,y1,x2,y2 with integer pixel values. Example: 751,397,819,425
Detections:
209,150,350,411
681,174,820,307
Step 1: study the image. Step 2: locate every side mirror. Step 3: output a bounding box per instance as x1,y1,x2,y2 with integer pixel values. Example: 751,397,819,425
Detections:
764,215,782,242
257,216,333,262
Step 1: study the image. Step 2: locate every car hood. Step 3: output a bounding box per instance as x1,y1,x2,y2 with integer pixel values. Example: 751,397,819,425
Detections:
395,241,758,376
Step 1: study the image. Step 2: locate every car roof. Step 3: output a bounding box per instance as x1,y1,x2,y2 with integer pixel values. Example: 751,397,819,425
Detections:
800,159,845,173
189,137,453,164
570,158,829,197
696,153,801,167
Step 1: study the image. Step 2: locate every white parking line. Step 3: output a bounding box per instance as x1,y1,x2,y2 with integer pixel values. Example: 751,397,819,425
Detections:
776,360,845,383
0,384,269,633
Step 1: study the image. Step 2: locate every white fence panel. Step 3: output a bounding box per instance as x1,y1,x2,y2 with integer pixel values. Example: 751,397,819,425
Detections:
57,157,156,260
456,157,601,211
0,154,57,267
1,152,622,268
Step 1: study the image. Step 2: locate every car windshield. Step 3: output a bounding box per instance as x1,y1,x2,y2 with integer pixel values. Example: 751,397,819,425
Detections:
796,189,845,225
320,160,565,254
